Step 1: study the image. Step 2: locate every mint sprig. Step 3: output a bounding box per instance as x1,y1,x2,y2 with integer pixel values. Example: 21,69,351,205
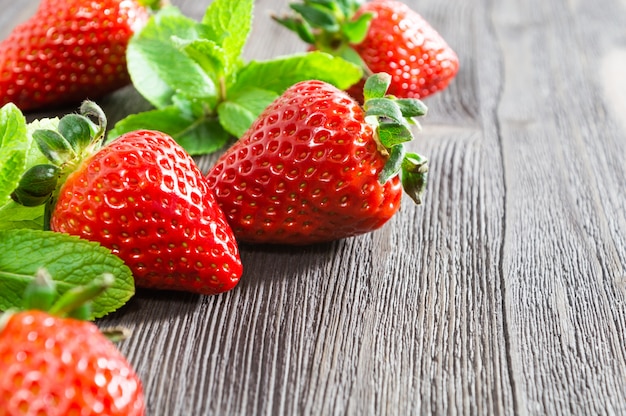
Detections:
0,229,134,319
111,0,363,155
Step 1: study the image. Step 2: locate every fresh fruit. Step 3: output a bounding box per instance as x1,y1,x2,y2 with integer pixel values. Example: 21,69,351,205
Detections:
0,271,144,416
11,101,243,295
274,0,459,101
0,0,154,112
205,73,429,245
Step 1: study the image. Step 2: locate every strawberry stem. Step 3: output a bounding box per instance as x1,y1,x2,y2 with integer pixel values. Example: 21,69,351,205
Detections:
48,273,114,319
1,269,116,331
22,268,57,312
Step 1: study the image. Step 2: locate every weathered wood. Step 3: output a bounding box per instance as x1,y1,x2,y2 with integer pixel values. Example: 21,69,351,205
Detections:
1,0,625,414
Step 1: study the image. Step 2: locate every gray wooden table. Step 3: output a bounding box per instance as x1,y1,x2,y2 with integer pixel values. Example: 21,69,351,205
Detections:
3,0,626,414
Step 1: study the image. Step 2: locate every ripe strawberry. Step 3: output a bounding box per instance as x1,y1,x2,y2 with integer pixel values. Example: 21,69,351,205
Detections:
0,0,154,112
11,102,243,295
274,0,459,101
205,74,429,245
0,272,144,416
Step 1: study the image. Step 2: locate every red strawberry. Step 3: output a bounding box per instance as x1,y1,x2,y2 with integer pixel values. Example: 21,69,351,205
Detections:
0,0,153,112
205,74,429,245
11,102,243,295
274,0,459,101
0,272,144,416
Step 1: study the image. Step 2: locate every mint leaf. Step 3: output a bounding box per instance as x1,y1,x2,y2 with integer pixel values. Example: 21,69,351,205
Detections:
173,37,227,83
218,88,279,138
0,201,44,230
0,104,28,205
0,114,57,231
174,117,230,156
202,0,253,76
0,229,134,319
109,106,230,155
127,6,217,109
109,106,191,139
232,52,362,95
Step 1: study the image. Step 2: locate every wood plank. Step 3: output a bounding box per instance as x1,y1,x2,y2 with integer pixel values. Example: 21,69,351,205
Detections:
495,0,626,413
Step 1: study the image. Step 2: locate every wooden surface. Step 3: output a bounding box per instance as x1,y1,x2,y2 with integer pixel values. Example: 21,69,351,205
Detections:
3,0,626,414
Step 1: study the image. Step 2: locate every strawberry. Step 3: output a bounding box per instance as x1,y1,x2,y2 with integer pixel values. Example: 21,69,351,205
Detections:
0,271,144,416
205,73,429,245
274,0,459,101
0,0,154,112
11,101,243,295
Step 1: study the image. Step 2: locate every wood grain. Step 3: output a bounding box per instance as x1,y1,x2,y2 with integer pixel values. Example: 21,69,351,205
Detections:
1,0,626,414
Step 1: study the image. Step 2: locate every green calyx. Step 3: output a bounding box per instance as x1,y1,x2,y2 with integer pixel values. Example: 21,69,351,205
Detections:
10,101,107,217
137,0,167,13
362,73,429,205
272,0,373,68
0,268,114,333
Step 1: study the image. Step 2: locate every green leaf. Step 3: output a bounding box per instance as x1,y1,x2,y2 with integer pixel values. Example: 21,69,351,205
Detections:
0,104,28,206
48,273,114,319
23,119,59,186
290,3,339,31
0,229,134,319
335,0,365,16
395,98,428,118
26,118,60,166
272,15,316,44
365,98,405,125
32,129,75,166
218,88,279,138
377,123,413,147
401,152,429,205
137,0,162,12
306,0,336,6
363,72,392,101
173,36,227,83
335,45,368,69
378,144,406,184
22,269,56,311
0,201,44,230
175,117,231,156
341,11,374,44
0,115,52,230
58,114,96,152
201,0,253,75
110,106,230,156
11,164,59,207
127,6,217,109
233,51,362,95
